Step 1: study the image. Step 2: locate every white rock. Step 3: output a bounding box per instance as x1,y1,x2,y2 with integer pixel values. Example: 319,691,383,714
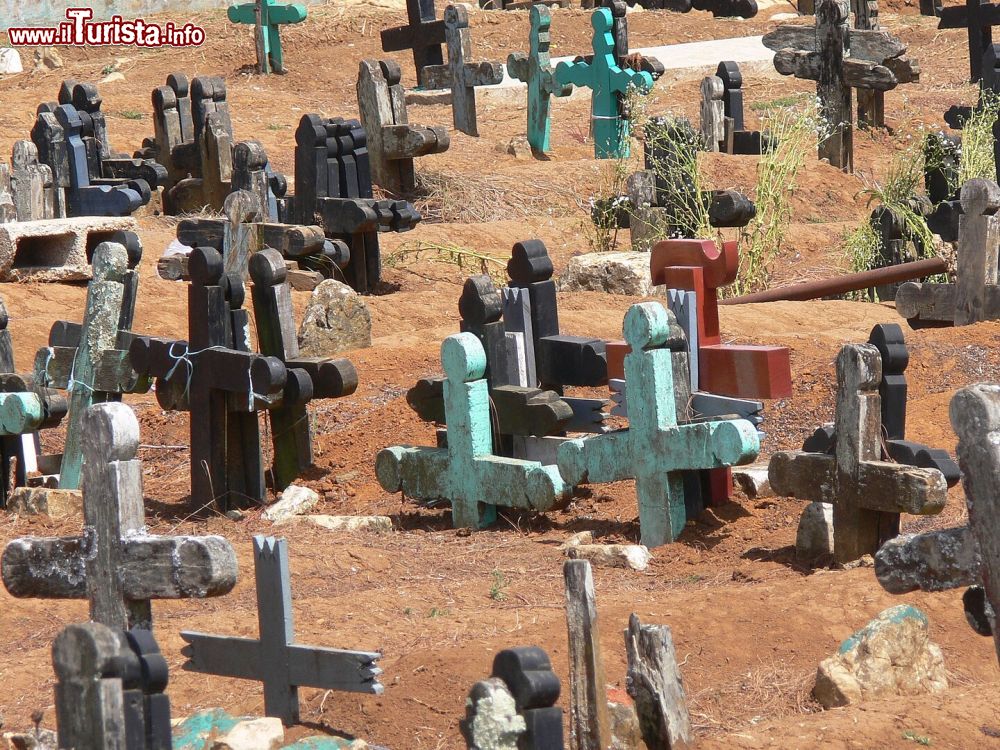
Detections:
278,514,394,533
0,49,23,75
796,501,834,560
460,678,525,750
99,71,126,84
210,717,283,750
558,252,664,297
558,530,594,549
732,464,773,499
566,543,652,572
35,48,63,70
262,484,320,522
298,279,372,356
770,11,801,20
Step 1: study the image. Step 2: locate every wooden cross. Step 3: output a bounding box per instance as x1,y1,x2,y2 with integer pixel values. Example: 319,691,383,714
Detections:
377,331,569,529
939,0,1000,82
1,401,238,630
357,59,450,195
380,0,446,89
507,5,573,154
558,302,759,548
34,241,148,490
422,5,504,137
896,178,1000,327
249,248,359,491
762,0,919,171
181,536,383,726
769,343,948,564
128,246,288,512
8,140,55,221
556,7,654,159
852,0,885,127
227,0,307,74
874,383,1000,663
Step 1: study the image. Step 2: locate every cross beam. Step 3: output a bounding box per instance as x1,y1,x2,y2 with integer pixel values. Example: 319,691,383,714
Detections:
380,0,446,89
182,536,382,726
1,402,237,630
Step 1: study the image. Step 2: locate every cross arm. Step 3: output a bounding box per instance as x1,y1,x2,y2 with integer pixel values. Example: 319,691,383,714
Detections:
939,4,1000,29
768,450,836,503
773,50,899,90
537,336,608,387
558,431,633,485
608,67,654,96
894,282,958,325
460,62,504,88
2,536,87,598
380,20,446,52
286,644,383,692
472,456,565,512
119,535,238,599
0,392,44,435
874,526,979,594
421,65,452,90
227,3,257,24
381,124,450,159
316,198,379,234
267,4,308,24
506,53,530,83
491,385,573,437
181,632,263,679
197,347,287,399
286,357,358,399
375,445,451,498
555,59,592,88
657,419,760,472
763,25,907,62
856,460,948,514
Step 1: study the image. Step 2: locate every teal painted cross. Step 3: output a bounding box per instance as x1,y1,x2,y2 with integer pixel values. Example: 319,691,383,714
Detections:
558,302,759,548
555,7,654,160
376,332,568,530
228,0,307,74
507,5,573,154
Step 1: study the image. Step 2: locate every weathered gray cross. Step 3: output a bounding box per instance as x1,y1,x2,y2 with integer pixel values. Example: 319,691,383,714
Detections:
875,383,1000,664
181,535,383,726
762,0,919,171
422,4,503,137
896,178,1000,327
768,343,948,564
1,402,238,630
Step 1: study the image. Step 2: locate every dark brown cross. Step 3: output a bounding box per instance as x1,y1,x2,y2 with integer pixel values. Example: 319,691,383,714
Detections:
380,0,446,88
940,0,1000,82
1,402,237,630
769,343,948,564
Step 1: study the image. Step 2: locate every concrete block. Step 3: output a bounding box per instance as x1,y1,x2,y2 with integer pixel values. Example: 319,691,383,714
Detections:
0,216,136,281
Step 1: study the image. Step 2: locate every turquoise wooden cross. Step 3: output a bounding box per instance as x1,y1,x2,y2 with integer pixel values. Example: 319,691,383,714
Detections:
227,0,307,74
376,332,568,530
507,5,573,154
555,7,654,160
558,302,759,548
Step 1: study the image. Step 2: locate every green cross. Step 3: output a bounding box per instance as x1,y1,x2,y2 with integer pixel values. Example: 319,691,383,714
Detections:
228,0,307,74
507,5,573,154
376,332,568,530
558,302,759,548
555,7,653,160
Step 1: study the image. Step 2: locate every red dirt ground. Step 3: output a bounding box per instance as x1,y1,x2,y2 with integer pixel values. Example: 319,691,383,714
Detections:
0,2,998,748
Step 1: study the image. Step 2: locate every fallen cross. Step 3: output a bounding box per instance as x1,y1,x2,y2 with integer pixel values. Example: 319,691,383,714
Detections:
769,342,948,564
181,536,383,726
1,401,237,630
228,0,307,74
875,383,1000,663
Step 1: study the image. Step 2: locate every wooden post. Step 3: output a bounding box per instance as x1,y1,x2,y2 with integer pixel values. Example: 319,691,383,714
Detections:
700,76,725,152
563,559,611,750
852,0,885,128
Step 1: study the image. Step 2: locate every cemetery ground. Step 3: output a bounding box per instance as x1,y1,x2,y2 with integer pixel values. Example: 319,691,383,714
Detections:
1,0,1000,747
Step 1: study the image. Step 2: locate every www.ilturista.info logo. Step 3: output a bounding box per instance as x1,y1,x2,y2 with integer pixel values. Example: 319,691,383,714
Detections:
7,8,206,47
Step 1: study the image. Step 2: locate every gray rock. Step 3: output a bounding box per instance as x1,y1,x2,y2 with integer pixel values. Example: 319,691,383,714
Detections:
558,252,664,297
460,678,525,750
813,604,948,708
99,71,126,84
7,487,82,518
277,514,393,533
607,701,643,750
732,464,772,499
210,717,283,750
796,501,834,560
35,48,62,70
297,279,372,356
263,485,320,523
3,730,58,750
496,136,532,159
565,544,652,572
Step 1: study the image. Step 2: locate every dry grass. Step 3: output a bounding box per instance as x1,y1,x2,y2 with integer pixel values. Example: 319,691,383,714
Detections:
413,170,578,225
383,240,507,285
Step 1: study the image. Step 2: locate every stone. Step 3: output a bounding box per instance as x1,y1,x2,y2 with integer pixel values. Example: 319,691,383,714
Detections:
558,252,664,297
796,501,835,560
36,48,63,70
297,280,373,356
0,49,22,75
3,730,57,750
6,487,82,518
462,677,526,750
99,71,126,85
558,530,595,549
211,717,284,750
607,701,643,750
0,215,136,282
732,463,772,498
497,136,532,159
262,484,320,522
813,604,948,708
565,543,652,572
278,514,393,533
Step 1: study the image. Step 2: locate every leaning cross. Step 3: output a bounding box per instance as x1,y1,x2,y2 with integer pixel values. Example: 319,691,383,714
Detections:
422,4,504,136
874,383,1000,663
377,332,568,530
34,241,148,490
181,536,382,726
129,246,287,512
769,343,948,564
249,248,359,491
939,0,1000,82
380,0,446,89
1,402,237,630
556,7,654,159
228,0,307,74
762,0,919,171
896,178,1000,327
507,5,573,154
357,59,450,195
558,302,760,548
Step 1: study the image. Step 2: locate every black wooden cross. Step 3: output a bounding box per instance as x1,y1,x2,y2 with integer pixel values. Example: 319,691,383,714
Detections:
380,0,446,88
249,248,359,491
940,0,1000,82
181,536,383,726
129,246,288,512
1,402,238,630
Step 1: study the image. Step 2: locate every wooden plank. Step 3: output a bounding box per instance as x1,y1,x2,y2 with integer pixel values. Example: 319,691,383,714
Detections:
564,559,612,750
